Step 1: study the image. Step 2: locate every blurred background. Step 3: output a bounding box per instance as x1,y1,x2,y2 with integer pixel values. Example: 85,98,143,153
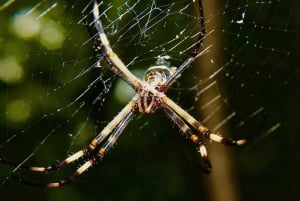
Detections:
0,0,299,201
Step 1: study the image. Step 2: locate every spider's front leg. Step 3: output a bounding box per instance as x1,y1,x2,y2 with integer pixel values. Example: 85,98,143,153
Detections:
164,0,207,87
92,0,142,90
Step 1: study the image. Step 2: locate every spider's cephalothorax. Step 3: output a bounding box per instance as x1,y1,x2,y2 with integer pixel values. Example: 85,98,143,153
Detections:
2,0,247,188
133,62,176,114
133,88,162,114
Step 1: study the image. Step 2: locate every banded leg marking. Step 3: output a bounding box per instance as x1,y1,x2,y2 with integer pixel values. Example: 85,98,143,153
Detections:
162,96,247,146
163,106,212,171
6,101,135,187
164,0,206,87
23,100,135,173
92,0,141,89
45,111,134,187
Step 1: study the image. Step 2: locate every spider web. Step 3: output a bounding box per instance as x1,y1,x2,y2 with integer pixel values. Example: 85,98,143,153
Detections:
0,0,299,201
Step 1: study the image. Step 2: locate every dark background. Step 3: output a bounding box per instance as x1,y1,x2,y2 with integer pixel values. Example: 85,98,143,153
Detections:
0,0,299,201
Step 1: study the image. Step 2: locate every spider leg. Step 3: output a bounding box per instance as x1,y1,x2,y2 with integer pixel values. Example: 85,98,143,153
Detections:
162,96,247,146
192,0,206,57
47,111,134,187
163,106,212,171
2,98,135,175
11,108,135,187
92,0,141,90
164,0,206,87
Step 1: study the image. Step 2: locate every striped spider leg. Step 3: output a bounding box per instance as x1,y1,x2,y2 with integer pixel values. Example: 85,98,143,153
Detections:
91,0,141,90
7,100,135,187
2,0,247,187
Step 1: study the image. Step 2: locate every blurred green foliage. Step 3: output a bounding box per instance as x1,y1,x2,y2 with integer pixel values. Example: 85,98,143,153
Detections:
0,1,299,201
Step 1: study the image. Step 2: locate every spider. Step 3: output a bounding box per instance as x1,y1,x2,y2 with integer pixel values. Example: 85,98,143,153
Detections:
2,0,246,187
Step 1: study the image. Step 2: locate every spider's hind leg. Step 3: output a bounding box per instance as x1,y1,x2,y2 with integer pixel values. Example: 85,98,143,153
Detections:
162,96,247,147
1,101,135,187
163,106,212,172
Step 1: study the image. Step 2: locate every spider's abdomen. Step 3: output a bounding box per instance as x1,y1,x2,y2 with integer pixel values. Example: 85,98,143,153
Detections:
133,90,162,114
143,65,176,90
